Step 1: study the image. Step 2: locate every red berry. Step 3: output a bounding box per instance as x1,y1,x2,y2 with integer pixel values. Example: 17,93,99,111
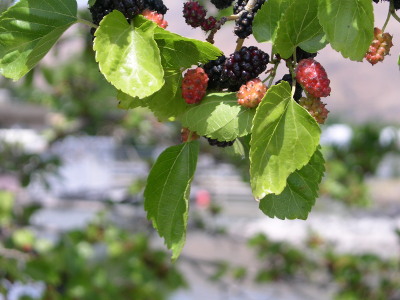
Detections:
182,67,209,104
295,58,331,98
141,9,168,29
237,78,267,108
201,16,217,31
183,1,207,28
365,27,393,65
298,97,329,124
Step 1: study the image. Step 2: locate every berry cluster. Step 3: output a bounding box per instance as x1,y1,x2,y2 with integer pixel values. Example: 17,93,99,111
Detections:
234,11,255,39
295,58,331,98
365,27,393,65
181,67,209,104
237,78,267,108
202,47,269,92
222,46,270,91
203,55,227,90
298,97,329,124
182,1,217,31
89,0,168,34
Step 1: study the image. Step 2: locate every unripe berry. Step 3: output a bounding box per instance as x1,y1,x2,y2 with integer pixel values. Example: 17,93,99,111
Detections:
298,97,329,124
142,9,168,28
365,27,393,65
237,78,267,108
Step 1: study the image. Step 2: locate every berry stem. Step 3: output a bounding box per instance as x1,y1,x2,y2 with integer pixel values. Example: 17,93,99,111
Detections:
286,60,297,98
266,61,280,87
206,17,227,44
244,0,258,11
235,38,245,51
382,1,392,31
390,1,400,23
77,18,99,29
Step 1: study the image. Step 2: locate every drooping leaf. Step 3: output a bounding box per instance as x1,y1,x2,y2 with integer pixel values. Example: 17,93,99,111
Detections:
253,0,291,43
259,148,325,220
250,82,320,199
118,70,189,121
274,0,326,59
318,0,374,61
154,27,223,69
180,93,256,141
144,141,199,260
0,0,77,80
94,12,164,99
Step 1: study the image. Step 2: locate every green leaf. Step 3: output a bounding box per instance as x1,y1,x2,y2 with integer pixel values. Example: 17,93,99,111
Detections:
253,0,291,43
181,93,255,141
94,12,164,99
250,82,320,199
118,70,189,121
154,27,223,69
259,148,325,220
318,0,374,61
274,0,326,59
0,0,77,80
88,0,97,6
144,141,199,260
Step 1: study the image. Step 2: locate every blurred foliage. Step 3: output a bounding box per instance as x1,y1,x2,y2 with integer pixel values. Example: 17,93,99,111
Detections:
321,123,399,206
248,232,400,300
0,198,186,300
0,141,60,188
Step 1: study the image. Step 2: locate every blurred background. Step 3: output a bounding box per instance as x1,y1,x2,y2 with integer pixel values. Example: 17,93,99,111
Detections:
1,0,400,299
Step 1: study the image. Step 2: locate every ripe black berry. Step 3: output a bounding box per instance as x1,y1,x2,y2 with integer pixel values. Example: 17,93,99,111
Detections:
206,137,235,147
89,0,145,25
143,0,168,14
202,55,228,90
211,0,234,9
275,74,303,102
234,11,254,39
295,47,317,61
222,46,270,91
